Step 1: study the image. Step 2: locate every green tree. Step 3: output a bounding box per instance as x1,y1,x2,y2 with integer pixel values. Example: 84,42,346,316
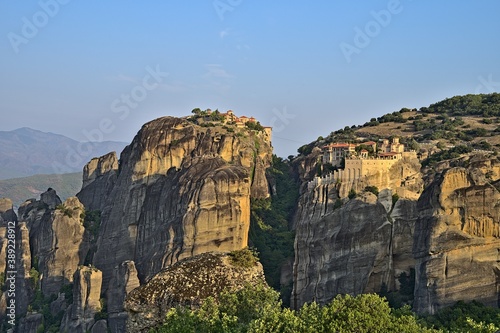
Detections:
155,287,438,333
249,155,299,302
319,294,437,333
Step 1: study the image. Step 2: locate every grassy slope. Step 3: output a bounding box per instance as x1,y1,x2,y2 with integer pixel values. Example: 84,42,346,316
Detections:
299,93,500,158
0,172,82,208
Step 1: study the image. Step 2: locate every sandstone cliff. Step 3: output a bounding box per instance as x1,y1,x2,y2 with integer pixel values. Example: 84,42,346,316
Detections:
17,191,88,297
77,116,272,289
292,156,422,308
125,251,266,333
60,266,103,333
77,151,118,212
292,190,418,308
107,261,140,333
0,198,17,223
413,155,500,314
0,198,17,281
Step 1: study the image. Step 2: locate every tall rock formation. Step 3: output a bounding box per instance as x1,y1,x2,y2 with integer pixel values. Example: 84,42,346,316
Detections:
60,266,103,333
18,191,87,297
0,198,17,223
77,117,272,289
292,157,422,308
413,156,500,314
18,188,61,234
14,222,32,317
38,197,87,296
0,198,18,322
77,152,118,212
0,198,17,277
107,261,140,333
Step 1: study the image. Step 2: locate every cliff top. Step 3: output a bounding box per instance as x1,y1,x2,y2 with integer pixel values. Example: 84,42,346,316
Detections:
297,93,500,160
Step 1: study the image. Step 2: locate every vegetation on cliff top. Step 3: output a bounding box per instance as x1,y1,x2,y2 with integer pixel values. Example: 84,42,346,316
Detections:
296,93,500,159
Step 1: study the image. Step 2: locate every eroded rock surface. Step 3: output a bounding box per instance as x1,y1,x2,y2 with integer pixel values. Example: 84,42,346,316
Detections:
413,156,500,314
0,198,17,223
293,190,418,308
78,152,118,212
87,117,272,289
19,192,87,297
292,157,422,309
60,266,103,333
107,261,140,333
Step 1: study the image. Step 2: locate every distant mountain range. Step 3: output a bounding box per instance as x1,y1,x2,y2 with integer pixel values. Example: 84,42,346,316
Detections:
0,127,127,180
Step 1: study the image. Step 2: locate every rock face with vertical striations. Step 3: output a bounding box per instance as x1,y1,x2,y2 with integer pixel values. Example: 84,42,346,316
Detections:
60,266,103,333
15,222,32,317
107,261,140,333
0,198,17,277
0,198,18,320
292,157,422,309
19,192,87,297
0,198,17,223
80,116,272,290
77,152,118,212
292,190,418,308
413,156,500,314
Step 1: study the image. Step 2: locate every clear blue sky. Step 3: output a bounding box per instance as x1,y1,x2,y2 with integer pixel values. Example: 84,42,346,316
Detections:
1,1,500,158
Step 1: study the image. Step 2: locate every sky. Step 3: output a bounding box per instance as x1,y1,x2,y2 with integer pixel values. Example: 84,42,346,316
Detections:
1,1,500,158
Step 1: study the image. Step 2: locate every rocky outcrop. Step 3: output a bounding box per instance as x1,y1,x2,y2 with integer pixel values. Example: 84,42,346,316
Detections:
413,156,500,314
0,198,17,279
292,187,418,308
60,266,103,333
125,251,266,333
15,222,32,317
88,117,272,290
0,198,17,223
78,152,119,212
107,261,140,333
20,193,87,296
18,188,61,234
0,200,31,321
292,155,423,309
40,188,62,210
